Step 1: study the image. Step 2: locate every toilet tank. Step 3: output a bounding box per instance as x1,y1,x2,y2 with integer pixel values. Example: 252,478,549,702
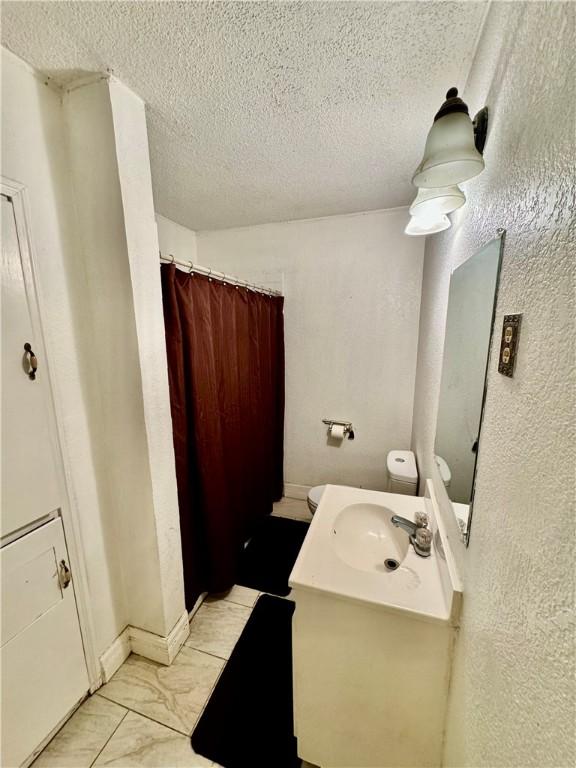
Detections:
387,450,418,496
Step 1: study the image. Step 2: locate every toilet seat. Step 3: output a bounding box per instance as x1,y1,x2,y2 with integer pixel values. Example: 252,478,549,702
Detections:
307,485,326,512
434,455,452,487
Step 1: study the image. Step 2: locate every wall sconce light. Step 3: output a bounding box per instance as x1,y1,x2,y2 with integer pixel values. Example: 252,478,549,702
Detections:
406,87,488,236
404,214,451,236
413,88,488,187
409,184,466,218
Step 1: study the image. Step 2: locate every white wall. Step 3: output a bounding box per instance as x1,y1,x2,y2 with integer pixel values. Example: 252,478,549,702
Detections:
156,213,197,263
1,49,125,657
190,208,424,491
109,80,186,632
411,3,575,766
64,77,186,636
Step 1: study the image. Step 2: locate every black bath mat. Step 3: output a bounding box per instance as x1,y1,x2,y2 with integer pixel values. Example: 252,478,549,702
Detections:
191,594,300,768
236,515,309,596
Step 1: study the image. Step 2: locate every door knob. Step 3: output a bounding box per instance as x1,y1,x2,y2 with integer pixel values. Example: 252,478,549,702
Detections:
24,342,38,380
58,559,72,589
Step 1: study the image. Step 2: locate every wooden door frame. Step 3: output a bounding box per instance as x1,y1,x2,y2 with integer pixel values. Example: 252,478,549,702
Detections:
2,176,100,689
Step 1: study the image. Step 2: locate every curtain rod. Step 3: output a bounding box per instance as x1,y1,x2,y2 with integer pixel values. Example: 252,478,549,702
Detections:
159,252,282,297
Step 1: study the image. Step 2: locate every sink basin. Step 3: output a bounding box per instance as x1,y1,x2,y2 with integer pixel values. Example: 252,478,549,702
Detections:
289,484,461,623
331,503,409,572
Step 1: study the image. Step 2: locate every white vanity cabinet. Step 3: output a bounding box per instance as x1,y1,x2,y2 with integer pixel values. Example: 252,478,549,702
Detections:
291,589,454,767
289,483,462,768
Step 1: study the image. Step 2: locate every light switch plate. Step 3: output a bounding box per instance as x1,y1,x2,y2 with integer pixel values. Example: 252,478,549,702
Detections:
498,314,522,377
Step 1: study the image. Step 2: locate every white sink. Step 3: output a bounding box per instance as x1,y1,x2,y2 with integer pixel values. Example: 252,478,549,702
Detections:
289,484,460,623
331,502,409,573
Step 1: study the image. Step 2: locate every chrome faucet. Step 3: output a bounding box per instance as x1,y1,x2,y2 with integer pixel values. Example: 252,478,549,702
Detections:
391,512,432,557
391,515,419,536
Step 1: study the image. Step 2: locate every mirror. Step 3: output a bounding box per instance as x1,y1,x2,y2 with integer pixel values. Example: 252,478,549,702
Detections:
434,233,504,545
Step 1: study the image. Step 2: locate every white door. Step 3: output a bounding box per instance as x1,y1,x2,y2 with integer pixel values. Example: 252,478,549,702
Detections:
1,192,89,767
1,195,60,538
1,519,89,767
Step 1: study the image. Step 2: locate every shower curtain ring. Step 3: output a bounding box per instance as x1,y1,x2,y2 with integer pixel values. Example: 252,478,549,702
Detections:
188,262,194,274
208,268,213,281
170,254,175,264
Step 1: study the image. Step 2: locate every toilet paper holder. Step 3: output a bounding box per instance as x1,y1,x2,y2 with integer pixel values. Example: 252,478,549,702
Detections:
322,419,355,440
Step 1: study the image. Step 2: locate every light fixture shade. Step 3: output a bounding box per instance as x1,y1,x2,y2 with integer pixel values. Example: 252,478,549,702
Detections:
412,111,485,188
409,185,466,218
404,214,451,236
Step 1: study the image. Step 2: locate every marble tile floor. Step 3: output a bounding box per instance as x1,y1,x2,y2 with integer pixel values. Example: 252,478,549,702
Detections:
185,600,253,660
32,503,317,768
271,496,312,522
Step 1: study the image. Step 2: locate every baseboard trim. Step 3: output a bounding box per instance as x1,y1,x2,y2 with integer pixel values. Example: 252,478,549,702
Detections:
284,483,312,500
129,610,190,666
99,627,131,683
98,610,190,675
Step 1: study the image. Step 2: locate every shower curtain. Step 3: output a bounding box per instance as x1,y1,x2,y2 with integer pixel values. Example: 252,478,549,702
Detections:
161,264,285,607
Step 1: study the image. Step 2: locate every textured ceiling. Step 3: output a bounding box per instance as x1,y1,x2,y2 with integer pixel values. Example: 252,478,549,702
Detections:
2,1,488,230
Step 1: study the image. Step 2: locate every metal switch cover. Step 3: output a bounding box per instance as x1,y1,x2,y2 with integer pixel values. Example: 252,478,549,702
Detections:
498,313,522,377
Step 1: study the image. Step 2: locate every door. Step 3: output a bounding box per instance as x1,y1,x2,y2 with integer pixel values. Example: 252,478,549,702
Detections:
1,192,89,767
1,195,61,538
1,519,89,767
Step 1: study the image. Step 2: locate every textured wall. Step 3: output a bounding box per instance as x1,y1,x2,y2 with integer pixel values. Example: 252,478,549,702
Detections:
195,209,424,492
410,3,575,766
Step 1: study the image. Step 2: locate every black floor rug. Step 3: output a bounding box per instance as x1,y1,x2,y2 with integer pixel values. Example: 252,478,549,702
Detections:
236,515,309,597
191,594,300,768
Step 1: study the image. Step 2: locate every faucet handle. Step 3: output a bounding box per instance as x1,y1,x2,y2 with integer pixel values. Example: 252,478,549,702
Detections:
414,527,433,557
415,511,429,528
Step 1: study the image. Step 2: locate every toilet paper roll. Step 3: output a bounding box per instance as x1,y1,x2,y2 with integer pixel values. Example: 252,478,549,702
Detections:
329,424,346,441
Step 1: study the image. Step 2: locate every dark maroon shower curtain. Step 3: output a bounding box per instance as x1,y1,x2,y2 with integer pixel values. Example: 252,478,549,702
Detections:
161,264,285,607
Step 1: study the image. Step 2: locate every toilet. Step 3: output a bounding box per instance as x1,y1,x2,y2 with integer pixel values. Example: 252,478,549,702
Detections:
434,454,452,489
306,449,419,514
307,484,326,515
386,449,419,495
